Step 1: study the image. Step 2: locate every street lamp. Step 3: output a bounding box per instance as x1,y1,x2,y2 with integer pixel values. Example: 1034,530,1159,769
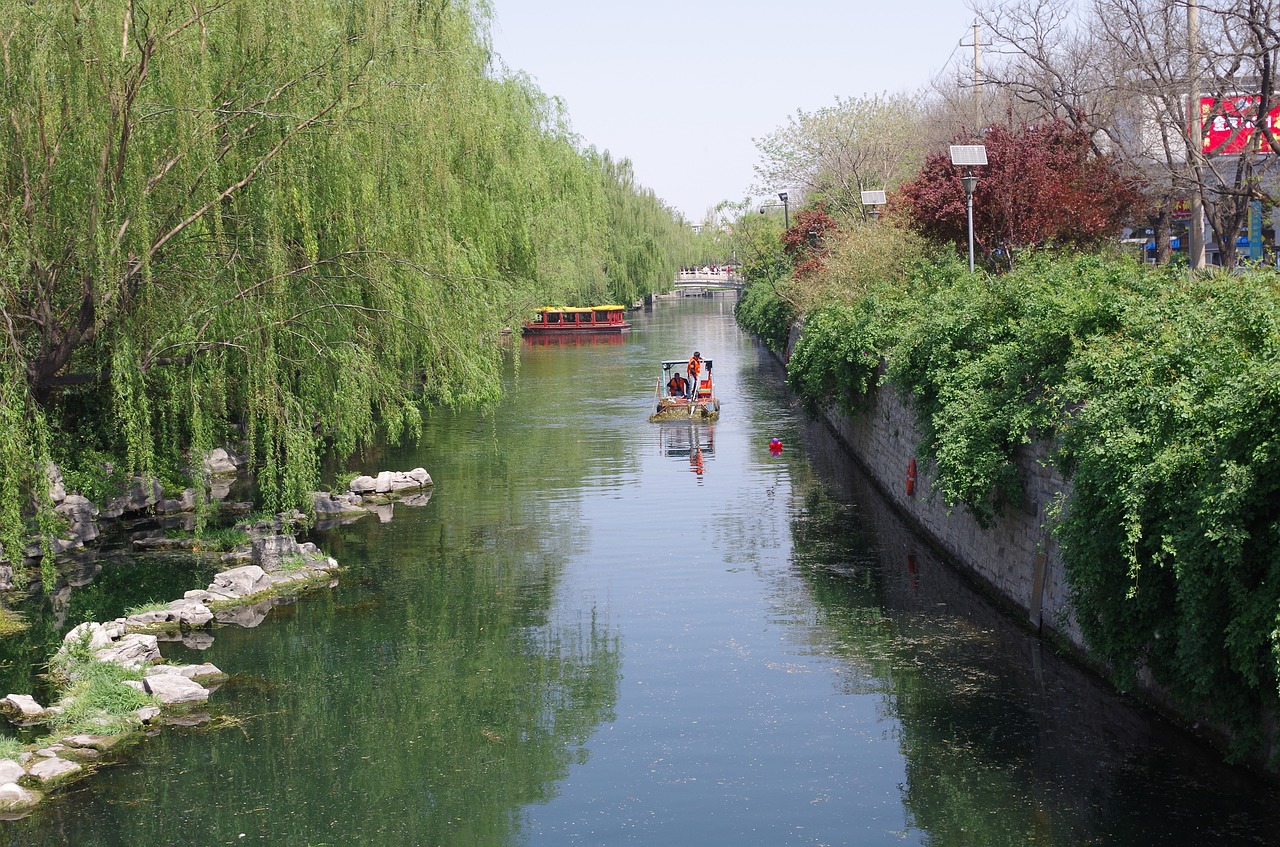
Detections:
759,191,791,229
860,189,886,221
949,145,987,273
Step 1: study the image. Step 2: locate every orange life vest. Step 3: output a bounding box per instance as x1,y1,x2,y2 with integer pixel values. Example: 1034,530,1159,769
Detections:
687,355,701,377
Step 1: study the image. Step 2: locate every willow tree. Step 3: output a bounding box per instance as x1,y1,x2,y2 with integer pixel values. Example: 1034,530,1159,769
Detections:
0,0,686,568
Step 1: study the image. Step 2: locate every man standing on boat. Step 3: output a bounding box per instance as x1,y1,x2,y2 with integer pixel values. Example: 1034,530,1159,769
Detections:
686,351,702,399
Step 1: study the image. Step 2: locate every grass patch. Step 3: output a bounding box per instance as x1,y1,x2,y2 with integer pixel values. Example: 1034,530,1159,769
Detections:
0,608,29,637
0,736,24,761
163,526,251,552
124,601,169,617
45,649,154,737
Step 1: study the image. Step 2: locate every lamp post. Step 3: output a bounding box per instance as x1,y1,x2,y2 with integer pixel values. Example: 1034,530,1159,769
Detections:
860,189,886,221
949,145,987,273
758,192,791,229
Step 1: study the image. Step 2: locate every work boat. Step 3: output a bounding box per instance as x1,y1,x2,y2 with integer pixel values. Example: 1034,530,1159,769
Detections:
649,359,720,422
521,305,631,335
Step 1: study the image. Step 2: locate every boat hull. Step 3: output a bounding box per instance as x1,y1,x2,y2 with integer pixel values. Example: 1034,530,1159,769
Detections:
649,397,720,423
521,323,630,335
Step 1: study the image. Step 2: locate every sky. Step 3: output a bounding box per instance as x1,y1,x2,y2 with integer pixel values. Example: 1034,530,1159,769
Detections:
488,1,982,222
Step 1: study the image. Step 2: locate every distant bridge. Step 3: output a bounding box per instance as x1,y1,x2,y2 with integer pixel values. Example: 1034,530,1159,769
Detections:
674,271,745,292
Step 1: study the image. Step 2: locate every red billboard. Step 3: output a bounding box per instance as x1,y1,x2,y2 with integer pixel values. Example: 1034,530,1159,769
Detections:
1200,95,1280,155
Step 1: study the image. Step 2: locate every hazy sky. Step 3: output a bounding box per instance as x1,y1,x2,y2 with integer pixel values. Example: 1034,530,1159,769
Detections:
489,1,981,221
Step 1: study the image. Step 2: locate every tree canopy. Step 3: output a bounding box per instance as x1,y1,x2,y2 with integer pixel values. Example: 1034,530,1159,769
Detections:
896,117,1143,268
0,0,692,567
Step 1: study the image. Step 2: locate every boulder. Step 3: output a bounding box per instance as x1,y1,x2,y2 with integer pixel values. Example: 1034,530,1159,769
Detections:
312,491,368,517
55,495,99,544
0,760,25,785
62,622,114,652
210,565,273,598
348,475,378,495
94,633,160,669
165,599,214,627
134,706,161,723
145,662,222,681
155,488,197,515
250,536,300,570
0,782,40,812
46,462,66,504
142,674,209,706
101,477,162,519
28,757,80,784
203,447,243,477
0,694,45,719
61,734,125,753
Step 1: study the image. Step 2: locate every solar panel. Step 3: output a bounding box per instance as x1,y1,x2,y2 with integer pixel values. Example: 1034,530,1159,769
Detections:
949,145,988,166
860,190,887,205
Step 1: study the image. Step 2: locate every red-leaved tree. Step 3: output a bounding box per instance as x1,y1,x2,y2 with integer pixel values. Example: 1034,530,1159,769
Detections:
897,117,1143,268
782,208,838,278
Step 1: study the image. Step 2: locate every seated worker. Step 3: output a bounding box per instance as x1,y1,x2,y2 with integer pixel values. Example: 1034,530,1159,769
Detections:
666,371,688,397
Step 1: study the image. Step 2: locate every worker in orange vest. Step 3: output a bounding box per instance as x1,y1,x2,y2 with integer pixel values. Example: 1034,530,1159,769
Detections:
686,351,702,398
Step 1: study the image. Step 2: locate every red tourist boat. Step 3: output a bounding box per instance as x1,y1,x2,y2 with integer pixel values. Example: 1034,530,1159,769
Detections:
521,305,631,336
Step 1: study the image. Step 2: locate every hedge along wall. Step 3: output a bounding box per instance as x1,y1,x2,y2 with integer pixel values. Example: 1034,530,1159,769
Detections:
811,356,1082,647
746,252,1280,770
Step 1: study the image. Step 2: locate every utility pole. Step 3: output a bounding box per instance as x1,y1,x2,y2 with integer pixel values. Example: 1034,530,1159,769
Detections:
962,21,983,130
1188,0,1206,271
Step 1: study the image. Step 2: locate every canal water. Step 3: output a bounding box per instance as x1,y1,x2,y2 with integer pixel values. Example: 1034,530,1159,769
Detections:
6,297,1280,845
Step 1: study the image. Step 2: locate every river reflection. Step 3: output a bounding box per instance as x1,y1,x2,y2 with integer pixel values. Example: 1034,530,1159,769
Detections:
5,297,1280,845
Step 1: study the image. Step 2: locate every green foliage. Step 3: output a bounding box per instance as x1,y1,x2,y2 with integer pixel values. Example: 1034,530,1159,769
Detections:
889,253,1132,523
734,281,796,353
786,305,890,417
0,736,23,761
1054,268,1280,754
777,245,1280,754
0,0,691,569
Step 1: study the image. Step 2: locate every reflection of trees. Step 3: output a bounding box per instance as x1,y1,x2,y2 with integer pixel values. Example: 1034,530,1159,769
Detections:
14,488,620,845
786,429,1280,846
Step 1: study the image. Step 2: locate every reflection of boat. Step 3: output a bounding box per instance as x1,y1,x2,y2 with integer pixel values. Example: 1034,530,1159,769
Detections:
660,426,714,478
523,332,625,348
660,425,715,458
521,305,631,336
649,359,720,422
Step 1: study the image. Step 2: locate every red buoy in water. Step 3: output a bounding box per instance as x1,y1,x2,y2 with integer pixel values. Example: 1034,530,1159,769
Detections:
769,438,783,456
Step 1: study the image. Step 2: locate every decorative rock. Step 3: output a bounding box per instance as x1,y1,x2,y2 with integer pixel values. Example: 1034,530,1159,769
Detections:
61,734,124,752
55,495,98,544
348,475,378,494
46,462,67,505
0,760,25,785
155,488,197,515
0,782,41,812
183,589,217,604
312,492,368,517
141,674,209,705
135,706,161,723
94,633,160,669
203,447,243,477
63,621,114,652
28,757,80,784
165,599,214,627
210,564,274,598
146,662,222,681
249,536,301,570
0,694,45,719
101,477,162,519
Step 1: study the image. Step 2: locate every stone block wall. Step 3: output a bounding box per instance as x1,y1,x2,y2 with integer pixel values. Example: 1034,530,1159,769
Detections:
776,325,1082,649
